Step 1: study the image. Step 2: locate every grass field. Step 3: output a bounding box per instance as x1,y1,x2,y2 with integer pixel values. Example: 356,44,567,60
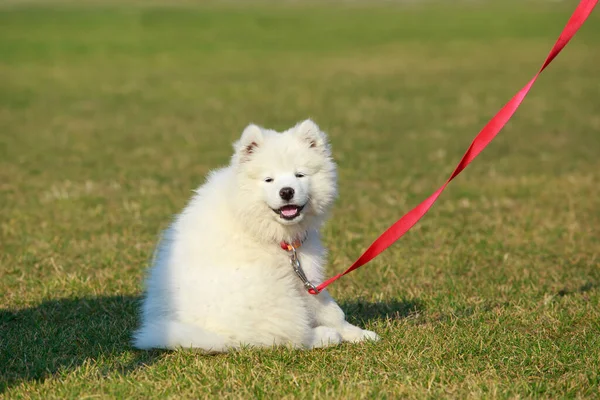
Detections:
1,1,600,398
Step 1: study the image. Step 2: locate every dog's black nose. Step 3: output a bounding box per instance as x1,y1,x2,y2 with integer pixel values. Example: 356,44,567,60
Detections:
279,187,295,201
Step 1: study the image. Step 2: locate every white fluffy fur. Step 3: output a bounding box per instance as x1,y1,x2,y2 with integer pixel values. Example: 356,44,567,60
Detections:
133,120,379,352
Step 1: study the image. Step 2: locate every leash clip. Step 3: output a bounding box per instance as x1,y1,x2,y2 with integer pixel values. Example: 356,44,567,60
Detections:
288,246,320,294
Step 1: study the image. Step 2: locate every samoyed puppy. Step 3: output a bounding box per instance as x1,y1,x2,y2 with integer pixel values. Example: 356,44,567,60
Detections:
133,120,379,352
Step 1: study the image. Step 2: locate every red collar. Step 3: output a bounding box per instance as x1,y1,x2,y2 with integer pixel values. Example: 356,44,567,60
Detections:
280,232,308,251
280,239,303,251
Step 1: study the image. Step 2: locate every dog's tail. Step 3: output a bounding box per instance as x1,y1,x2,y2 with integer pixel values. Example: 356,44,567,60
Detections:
132,320,229,353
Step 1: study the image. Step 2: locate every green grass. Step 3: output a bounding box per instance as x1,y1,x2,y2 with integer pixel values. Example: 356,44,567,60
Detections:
1,1,600,398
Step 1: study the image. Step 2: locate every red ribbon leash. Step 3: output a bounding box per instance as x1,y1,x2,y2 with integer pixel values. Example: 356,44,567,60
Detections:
311,0,598,295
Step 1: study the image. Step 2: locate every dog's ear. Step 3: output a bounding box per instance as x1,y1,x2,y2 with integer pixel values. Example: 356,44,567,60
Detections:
233,124,264,163
294,119,329,152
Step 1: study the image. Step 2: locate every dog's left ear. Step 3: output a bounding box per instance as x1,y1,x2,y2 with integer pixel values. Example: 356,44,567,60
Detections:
232,123,264,164
294,119,329,152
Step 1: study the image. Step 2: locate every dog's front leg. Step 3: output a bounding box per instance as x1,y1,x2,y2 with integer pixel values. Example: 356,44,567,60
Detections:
310,290,380,343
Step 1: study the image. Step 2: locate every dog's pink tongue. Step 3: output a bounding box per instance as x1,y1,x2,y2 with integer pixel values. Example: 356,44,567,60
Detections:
281,206,298,217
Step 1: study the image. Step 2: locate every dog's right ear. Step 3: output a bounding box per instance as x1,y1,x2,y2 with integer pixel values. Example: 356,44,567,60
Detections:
293,119,331,156
232,124,264,163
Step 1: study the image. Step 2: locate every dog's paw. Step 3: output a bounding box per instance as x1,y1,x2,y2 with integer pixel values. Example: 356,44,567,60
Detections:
357,329,380,342
341,325,381,343
310,326,343,349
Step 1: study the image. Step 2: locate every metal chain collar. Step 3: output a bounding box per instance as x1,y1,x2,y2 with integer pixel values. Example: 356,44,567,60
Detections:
288,246,320,294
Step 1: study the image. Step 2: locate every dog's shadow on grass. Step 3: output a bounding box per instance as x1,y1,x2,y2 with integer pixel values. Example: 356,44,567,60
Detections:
1,295,422,392
0,295,164,392
341,298,424,326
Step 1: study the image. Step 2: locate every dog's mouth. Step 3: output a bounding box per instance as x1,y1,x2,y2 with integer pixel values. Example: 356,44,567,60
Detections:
272,204,305,221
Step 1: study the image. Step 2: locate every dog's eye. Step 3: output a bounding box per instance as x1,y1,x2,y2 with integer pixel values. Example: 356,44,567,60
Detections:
264,178,274,183
295,173,305,178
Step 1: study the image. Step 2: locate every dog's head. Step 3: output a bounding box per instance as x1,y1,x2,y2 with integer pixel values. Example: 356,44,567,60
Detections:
231,119,337,242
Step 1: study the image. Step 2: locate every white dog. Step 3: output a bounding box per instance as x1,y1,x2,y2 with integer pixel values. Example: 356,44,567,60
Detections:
133,120,379,351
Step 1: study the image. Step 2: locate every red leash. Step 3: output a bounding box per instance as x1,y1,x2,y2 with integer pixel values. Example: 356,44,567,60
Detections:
311,0,598,295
